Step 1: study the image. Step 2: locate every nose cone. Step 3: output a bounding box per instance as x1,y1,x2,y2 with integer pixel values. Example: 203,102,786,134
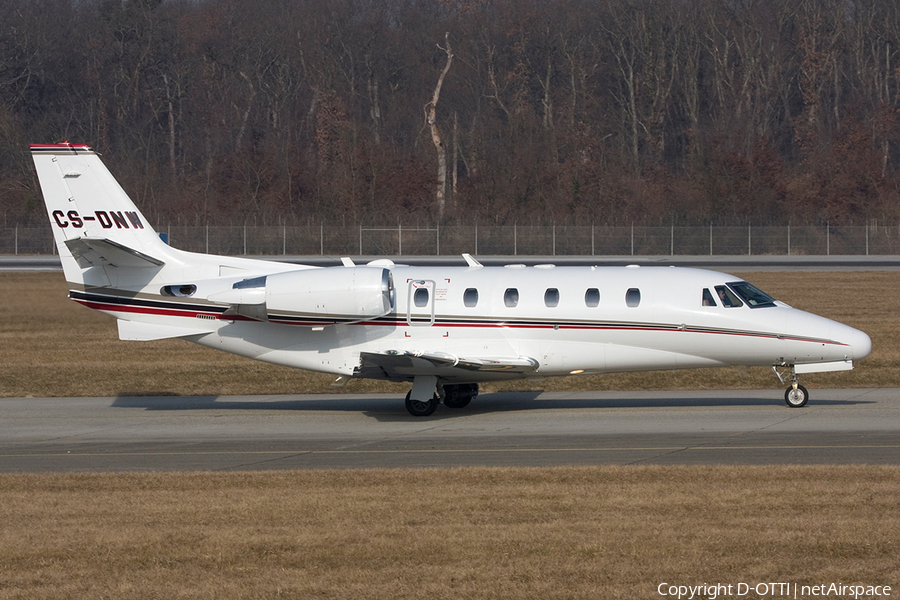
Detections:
785,308,872,363
846,326,872,361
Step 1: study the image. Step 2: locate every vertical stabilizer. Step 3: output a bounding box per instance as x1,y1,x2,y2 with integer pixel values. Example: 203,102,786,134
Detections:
31,143,168,283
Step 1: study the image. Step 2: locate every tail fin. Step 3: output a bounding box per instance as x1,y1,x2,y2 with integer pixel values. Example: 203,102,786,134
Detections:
31,143,168,285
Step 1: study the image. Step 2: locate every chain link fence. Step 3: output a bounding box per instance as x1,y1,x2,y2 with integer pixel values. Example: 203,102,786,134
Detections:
3,224,900,256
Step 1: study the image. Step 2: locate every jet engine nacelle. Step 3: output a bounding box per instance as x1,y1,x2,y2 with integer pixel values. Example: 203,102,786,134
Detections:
264,267,394,324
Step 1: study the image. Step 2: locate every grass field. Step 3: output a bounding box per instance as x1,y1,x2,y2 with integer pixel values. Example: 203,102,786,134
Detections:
1,270,897,598
0,271,896,397
1,466,898,599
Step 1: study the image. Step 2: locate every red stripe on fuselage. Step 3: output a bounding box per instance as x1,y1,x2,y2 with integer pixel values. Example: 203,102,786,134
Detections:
73,296,847,347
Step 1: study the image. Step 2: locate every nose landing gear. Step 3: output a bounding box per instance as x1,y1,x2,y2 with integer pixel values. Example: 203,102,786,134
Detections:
784,383,809,408
773,365,810,408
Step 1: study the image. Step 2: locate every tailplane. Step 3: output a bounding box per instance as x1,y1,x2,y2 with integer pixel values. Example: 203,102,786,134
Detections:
31,143,169,283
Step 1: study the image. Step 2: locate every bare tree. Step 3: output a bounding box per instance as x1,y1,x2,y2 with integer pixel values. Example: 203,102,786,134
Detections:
425,32,454,218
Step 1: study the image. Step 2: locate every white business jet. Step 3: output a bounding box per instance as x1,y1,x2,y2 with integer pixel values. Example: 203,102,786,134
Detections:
32,143,871,416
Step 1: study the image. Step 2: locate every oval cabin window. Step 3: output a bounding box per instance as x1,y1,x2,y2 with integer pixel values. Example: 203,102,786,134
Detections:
414,287,429,307
625,288,641,307
584,288,600,307
504,288,519,308
544,288,559,307
463,288,479,307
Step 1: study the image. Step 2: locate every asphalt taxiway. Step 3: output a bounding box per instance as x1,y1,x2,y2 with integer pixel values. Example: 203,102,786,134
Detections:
1,388,897,472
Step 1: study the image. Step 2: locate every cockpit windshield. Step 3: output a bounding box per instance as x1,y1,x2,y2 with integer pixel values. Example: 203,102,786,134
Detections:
728,281,777,308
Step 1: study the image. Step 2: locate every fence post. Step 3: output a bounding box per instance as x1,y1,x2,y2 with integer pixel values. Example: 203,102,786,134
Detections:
398,223,402,256
283,225,286,255
15,226,18,256
827,224,830,256
514,224,517,256
436,224,440,256
320,223,324,255
553,224,556,256
748,224,751,256
630,223,634,256
206,224,209,254
866,223,869,256
591,223,595,256
788,224,791,256
670,223,674,256
709,222,712,256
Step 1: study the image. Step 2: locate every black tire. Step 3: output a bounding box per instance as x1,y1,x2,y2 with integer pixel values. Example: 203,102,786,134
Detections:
784,384,809,408
443,383,477,409
406,391,439,417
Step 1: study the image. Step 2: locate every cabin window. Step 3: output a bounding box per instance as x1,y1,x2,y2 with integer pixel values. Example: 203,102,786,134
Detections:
544,288,560,307
584,288,600,307
714,285,743,308
504,288,519,308
161,284,197,297
702,288,717,307
414,287,429,307
625,288,641,307
463,288,479,307
728,281,776,308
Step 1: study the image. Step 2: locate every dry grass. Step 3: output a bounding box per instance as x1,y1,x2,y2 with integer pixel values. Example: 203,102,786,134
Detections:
1,271,897,397
0,466,897,599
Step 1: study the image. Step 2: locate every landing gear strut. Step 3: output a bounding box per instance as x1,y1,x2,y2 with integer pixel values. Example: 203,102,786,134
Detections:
773,365,809,408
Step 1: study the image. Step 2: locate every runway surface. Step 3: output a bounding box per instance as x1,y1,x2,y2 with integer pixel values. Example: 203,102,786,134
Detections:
1,388,897,472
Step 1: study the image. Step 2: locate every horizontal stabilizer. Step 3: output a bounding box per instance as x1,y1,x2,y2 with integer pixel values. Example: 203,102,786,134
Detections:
66,237,165,269
357,350,539,381
118,319,210,341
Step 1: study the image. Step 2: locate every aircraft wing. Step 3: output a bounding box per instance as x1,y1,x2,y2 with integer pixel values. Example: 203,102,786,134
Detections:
357,350,539,381
65,237,165,269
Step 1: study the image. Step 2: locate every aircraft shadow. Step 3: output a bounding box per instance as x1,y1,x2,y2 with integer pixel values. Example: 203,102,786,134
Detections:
111,391,871,421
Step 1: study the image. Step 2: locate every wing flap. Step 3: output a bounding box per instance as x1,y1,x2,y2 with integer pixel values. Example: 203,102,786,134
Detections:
357,350,538,381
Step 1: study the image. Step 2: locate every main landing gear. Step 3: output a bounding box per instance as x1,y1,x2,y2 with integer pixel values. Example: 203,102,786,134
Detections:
443,383,479,409
773,365,810,408
405,390,440,417
404,378,479,417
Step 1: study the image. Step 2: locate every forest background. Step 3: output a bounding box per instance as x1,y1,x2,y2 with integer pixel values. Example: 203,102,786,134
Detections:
2,0,900,229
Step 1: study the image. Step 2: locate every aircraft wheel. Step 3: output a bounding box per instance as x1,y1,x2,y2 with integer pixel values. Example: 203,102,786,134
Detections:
444,383,478,408
784,385,809,408
443,383,478,409
406,391,439,417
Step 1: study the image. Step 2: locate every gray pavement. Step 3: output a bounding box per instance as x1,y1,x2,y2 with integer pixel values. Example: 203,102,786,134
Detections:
1,388,897,472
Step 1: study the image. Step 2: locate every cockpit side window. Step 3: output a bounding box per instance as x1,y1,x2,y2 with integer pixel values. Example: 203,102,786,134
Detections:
728,281,777,308
714,285,743,308
702,288,717,307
